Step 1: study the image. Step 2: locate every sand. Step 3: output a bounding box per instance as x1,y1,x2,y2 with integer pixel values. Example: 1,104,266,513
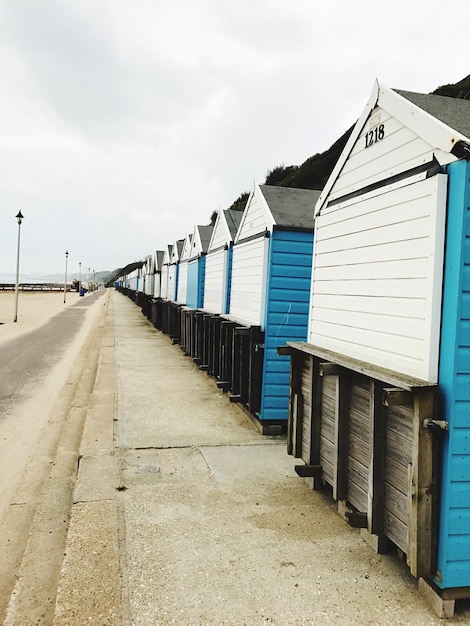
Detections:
0,289,83,346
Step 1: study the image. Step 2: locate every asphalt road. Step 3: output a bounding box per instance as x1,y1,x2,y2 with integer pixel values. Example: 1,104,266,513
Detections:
0,291,104,420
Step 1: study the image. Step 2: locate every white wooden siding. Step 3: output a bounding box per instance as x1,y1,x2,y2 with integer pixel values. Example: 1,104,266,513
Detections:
153,273,161,298
167,265,176,301
176,263,188,304
204,248,227,314
229,236,269,327
160,265,169,299
143,274,154,295
309,174,447,383
328,107,437,204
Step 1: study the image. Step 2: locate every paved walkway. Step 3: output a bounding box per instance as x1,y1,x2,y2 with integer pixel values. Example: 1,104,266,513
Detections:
4,290,470,624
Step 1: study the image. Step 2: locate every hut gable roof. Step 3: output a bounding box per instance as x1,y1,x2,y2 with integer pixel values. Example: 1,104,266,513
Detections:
236,183,320,242
224,208,244,238
315,80,470,216
180,234,193,262
144,254,155,274
189,224,214,260
155,250,165,271
207,209,244,252
396,89,470,139
259,184,320,229
170,239,185,264
162,245,172,266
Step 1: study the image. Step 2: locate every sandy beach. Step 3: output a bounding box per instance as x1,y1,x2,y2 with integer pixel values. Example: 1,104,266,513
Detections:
0,289,83,345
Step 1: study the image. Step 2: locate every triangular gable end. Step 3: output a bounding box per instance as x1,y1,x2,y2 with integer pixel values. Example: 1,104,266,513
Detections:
234,183,276,244
207,209,231,253
189,225,213,260
209,208,244,252
315,80,470,216
189,224,203,261
170,239,184,264
180,234,193,262
162,245,172,266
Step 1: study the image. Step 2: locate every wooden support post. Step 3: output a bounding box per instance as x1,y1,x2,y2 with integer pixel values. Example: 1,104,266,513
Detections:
333,369,350,502
408,388,437,578
248,326,263,415
367,380,388,551
287,350,303,458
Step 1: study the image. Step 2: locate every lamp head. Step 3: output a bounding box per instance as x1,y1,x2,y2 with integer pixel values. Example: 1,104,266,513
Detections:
16,211,24,225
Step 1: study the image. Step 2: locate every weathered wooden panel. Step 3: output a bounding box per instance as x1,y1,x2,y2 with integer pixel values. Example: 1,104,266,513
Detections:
300,356,312,462
383,403,413,552
320,376,337,487
346,376,370,513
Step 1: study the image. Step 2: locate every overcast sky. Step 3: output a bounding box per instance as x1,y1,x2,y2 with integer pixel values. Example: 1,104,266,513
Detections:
0,0,468,278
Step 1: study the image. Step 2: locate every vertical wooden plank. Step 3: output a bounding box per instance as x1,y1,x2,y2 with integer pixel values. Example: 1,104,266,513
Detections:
231,325,241,397
287,350,299,456
408,388,437,578
311,357,323,490
368,380,387,541
248,326,263,415
334,369,350,502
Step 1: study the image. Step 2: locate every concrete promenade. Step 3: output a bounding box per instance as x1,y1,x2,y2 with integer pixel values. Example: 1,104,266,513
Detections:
2,290,469,625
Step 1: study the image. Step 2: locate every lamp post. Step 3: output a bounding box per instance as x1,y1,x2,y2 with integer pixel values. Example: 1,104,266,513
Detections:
13,211,24,323
63,250,69,303
79,261,82,295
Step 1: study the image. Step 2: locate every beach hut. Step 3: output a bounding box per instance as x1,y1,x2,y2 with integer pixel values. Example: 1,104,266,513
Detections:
178,224,213,360
168,239,184,303
176,234,192,305
204,208,244,315
283,80,470,614
160,245,171,300
152,250,165,298
223,183,320,431
186,225,213,309
142,254,155,296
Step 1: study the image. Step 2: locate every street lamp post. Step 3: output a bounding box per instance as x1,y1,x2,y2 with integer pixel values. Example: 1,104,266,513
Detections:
79,262,81,295
63,250,69,303
13,211,24,323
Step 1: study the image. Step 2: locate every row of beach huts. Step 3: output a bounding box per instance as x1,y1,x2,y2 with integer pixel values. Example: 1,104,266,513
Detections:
116,80,470,617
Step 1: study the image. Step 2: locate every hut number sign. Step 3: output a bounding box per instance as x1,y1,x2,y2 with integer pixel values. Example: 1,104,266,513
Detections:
364,124,385,148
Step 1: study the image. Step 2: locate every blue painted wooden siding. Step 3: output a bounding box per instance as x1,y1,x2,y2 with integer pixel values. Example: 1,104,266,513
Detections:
199,256,206,308
224,246,233,314
437,159,470,589
186,260,199,308
186,257,206,309
259,229,314,421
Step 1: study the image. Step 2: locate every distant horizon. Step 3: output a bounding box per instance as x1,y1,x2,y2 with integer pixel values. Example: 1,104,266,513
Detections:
0,270,112,283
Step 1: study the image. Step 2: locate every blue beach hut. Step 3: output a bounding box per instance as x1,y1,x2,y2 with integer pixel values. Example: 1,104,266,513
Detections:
227,183,321,430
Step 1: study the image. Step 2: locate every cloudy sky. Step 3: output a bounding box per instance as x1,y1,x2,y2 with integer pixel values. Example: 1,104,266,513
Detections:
0,0,468,278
